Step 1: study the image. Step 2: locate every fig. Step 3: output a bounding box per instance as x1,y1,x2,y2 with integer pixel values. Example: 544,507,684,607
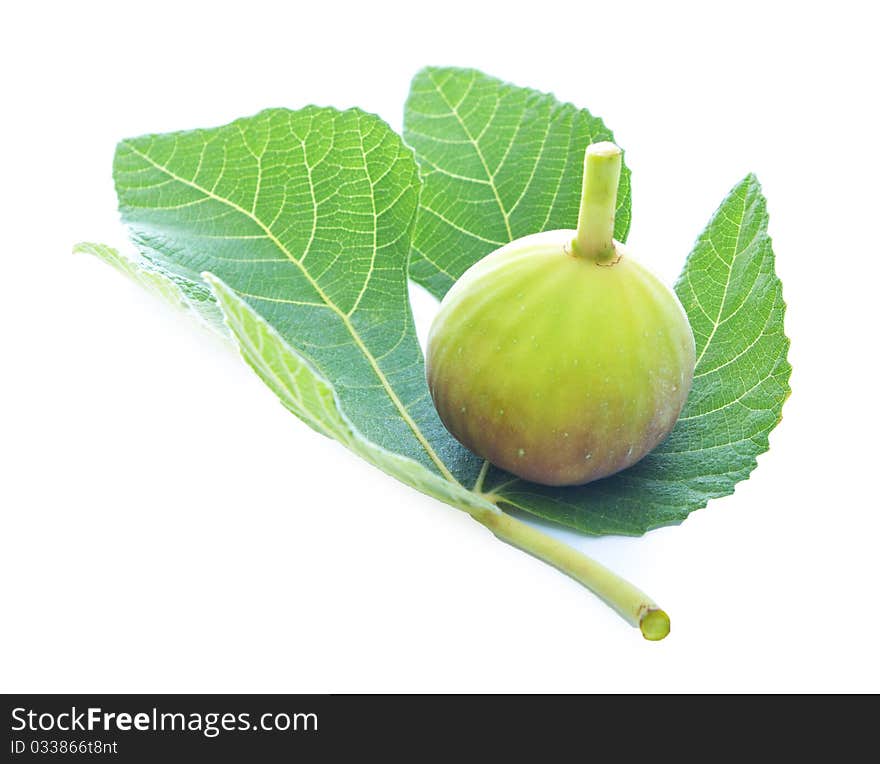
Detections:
426,143,696,486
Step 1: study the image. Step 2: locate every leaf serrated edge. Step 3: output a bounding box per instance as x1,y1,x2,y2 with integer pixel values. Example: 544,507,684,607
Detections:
671,173,792,505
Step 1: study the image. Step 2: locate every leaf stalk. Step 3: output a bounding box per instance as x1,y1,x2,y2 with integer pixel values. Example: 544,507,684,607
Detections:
470,505,670,640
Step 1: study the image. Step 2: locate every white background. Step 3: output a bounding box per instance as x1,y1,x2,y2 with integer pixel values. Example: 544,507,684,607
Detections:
2,0,878,692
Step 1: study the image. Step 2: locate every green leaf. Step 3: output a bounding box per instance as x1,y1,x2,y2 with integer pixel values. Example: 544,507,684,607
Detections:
403,66,631,298
86,97,788,540
110,106,481,487
482,175,791,534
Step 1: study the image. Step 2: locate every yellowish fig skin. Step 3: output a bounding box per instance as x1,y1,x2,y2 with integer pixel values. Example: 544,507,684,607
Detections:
427,232,695,485
426,143,695,486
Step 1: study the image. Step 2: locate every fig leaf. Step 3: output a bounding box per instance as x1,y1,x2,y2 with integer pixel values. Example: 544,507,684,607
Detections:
80,94,789,537
102,107,480,486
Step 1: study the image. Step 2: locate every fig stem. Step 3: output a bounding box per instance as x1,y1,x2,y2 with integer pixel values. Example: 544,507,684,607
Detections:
573,141,622,263
472,507,669,640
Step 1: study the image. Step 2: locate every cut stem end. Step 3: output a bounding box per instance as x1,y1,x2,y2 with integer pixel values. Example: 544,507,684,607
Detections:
640,608,671,641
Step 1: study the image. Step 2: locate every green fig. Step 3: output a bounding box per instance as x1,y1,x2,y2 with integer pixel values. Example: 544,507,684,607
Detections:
426,143,696,486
